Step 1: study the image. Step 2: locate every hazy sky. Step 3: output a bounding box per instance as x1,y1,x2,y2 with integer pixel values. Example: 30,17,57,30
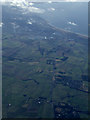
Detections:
1,0,90,2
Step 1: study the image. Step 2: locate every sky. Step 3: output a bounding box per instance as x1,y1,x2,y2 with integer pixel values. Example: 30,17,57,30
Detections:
0,0,90,2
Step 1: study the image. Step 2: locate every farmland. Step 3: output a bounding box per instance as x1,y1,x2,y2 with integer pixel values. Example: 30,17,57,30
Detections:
2,5,89,118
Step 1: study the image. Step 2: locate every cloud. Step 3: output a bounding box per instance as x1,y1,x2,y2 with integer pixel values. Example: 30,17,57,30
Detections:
66,0,77,1
27,21,32,25
0,22,3,27
5,0,45,14
29,2,34,6
1,0,90,2
50,8,55,11
48,1,52,3
48,8,55,11
28,7,45,13
68,22,77,26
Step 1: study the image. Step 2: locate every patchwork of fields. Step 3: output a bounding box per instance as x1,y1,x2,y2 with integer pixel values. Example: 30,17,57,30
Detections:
2,5,89,118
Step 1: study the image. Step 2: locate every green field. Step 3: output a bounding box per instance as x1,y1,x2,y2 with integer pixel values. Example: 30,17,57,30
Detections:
2,5,89,119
